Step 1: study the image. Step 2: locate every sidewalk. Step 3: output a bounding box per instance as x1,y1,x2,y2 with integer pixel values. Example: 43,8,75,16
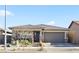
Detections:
0,47,79,53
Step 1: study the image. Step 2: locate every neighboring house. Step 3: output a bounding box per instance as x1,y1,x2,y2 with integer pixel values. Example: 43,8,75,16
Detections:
0,28,4,35
68,21,79,44
0,28,12,44
9,24,68,45
2,31,12,44
0,28,5,44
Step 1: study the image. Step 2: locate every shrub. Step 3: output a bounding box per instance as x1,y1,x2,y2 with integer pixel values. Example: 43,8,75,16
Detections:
68,31,75,43
19,39,32,46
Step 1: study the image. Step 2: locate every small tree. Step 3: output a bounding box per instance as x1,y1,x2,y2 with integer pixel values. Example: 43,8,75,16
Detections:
68,31,75,43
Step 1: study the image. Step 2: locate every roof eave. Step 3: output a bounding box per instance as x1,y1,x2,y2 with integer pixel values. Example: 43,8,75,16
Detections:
68,21,74,28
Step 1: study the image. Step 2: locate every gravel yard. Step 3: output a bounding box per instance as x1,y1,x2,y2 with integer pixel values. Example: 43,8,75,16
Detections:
0,43,79,53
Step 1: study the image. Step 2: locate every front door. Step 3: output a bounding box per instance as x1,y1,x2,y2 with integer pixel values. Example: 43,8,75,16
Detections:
33,31,40,42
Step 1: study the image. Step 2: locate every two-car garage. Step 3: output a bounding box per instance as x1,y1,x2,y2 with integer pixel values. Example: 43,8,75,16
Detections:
44,32,65,44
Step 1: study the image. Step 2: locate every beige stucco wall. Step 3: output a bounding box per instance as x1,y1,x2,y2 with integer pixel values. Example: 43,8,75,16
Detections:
69,23,79,43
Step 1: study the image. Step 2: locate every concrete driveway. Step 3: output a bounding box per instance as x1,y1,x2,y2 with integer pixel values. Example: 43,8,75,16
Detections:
51,43,79,47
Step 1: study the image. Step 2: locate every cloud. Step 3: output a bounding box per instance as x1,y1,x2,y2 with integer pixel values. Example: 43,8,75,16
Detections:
47,21,55,25
0,10,14,16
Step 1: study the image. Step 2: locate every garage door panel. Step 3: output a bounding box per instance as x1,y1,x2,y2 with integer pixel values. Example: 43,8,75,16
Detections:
44,32,65,43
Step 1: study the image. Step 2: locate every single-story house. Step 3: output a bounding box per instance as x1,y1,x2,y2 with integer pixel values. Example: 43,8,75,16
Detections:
68,21,79,44
9,24,68,46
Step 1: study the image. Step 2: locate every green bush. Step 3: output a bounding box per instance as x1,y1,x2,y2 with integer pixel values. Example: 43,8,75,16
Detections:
19,39,32,46
26,39,32,45
26,38,32,43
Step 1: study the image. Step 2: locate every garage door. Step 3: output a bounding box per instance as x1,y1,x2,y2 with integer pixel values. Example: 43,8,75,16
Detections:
44,32,65,44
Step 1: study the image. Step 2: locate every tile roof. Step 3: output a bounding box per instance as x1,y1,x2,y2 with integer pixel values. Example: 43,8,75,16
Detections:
9,24,68,30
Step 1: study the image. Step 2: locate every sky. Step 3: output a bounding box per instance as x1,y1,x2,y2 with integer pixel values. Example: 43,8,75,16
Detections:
0,5,79,29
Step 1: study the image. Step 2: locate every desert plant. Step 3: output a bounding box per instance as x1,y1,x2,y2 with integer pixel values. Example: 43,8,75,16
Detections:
19,40,25,46
39,41,44,51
